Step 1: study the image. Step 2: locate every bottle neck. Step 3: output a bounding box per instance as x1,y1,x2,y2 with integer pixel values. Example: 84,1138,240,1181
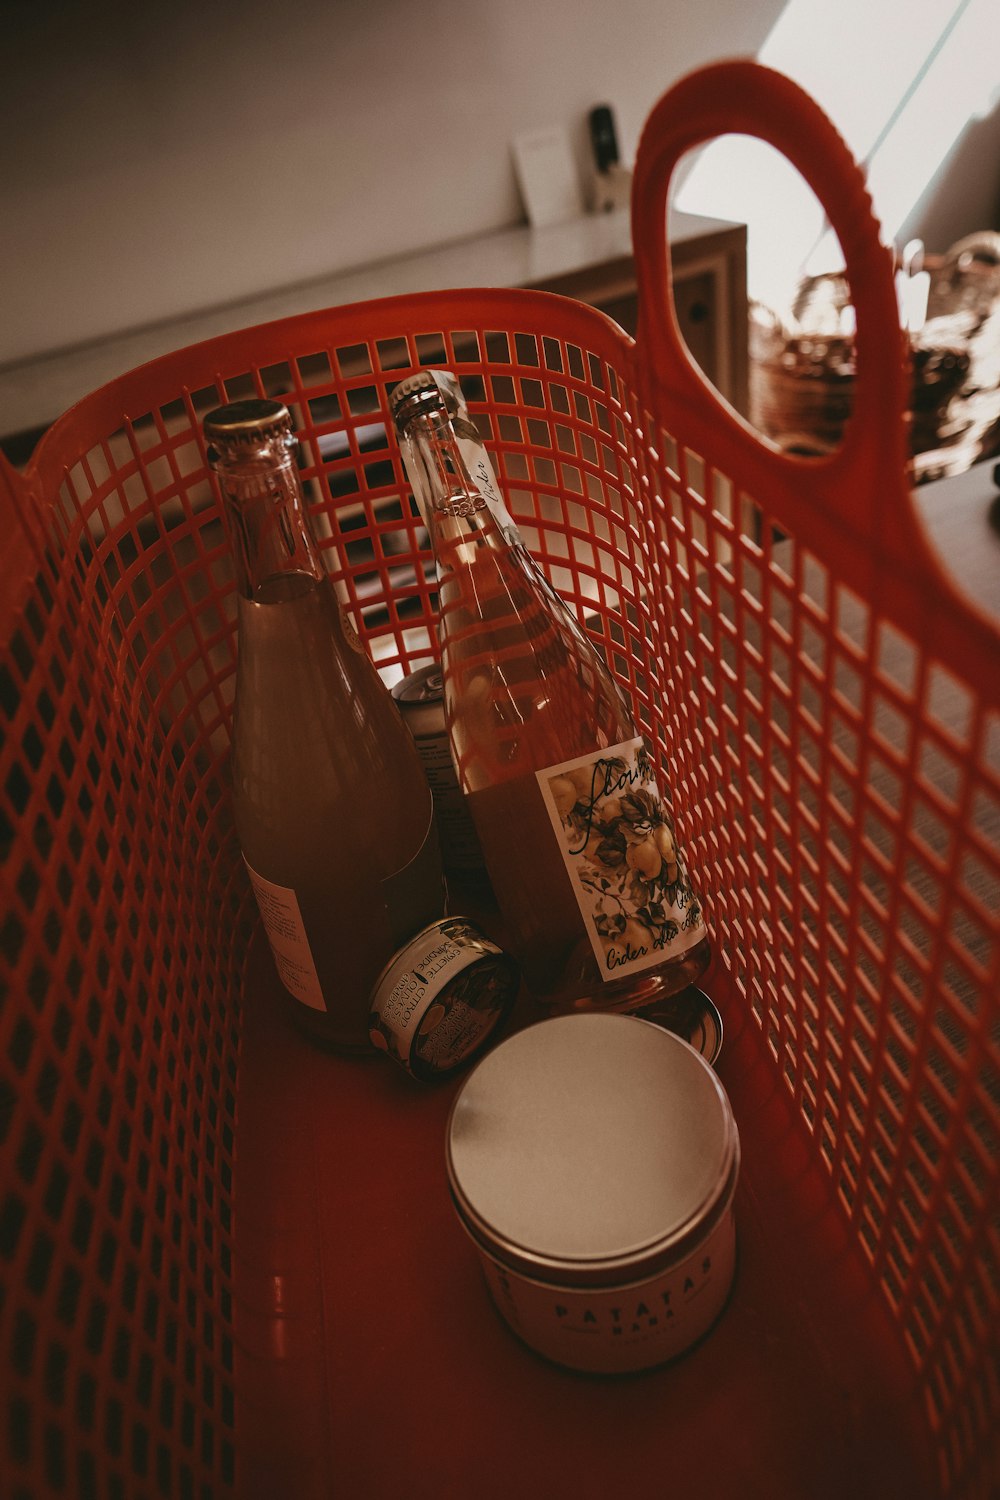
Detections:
400,388,638,731
397,405,508,558
215,445,324,600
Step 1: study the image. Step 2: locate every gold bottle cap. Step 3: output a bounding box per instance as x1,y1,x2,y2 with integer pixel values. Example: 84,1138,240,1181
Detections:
389,371,447,431
203,398,295,459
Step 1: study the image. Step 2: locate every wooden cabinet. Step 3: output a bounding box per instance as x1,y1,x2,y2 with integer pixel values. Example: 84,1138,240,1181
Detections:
522,213,747,415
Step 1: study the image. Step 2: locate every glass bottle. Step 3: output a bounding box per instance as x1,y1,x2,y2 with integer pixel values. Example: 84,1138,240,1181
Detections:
205,398,444,1051
390,372,710,1014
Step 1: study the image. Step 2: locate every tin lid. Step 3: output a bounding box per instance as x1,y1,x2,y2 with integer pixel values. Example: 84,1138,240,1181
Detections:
446,1014,739,1287
390,662,445,706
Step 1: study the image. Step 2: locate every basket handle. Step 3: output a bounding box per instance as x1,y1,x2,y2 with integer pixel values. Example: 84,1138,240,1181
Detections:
631,60,913,555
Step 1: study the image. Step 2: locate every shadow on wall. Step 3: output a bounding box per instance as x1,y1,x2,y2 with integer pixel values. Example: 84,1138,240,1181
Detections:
898,96,1000,251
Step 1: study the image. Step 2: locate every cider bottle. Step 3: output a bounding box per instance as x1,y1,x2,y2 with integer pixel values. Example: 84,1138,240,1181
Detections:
389,372,710,1014
205,398,444,1050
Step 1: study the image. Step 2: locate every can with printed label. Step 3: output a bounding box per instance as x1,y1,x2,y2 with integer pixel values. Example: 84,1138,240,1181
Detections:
391,664,487,882
369,916,519,1081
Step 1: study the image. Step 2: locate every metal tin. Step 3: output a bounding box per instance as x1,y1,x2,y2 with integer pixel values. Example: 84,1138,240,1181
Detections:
446,1013,739,1373
391,664,486,877
369,916,519,1081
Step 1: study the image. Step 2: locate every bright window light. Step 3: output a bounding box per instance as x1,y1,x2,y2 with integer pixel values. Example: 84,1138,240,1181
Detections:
675,0,1000,312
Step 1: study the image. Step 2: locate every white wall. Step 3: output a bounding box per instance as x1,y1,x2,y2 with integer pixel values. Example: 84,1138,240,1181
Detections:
0,0,784,365
897,103,1000,253
2,0,996,370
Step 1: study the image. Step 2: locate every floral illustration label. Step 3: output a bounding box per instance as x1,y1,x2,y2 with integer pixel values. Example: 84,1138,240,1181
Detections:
535,737,706,983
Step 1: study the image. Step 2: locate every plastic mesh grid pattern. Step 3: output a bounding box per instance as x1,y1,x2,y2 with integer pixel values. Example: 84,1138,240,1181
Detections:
1,428,245,1495
638,421,1000,1488
2,60,999,1500
1,286,997,1499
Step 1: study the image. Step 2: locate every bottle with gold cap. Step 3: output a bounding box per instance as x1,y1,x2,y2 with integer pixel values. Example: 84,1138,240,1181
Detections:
390,372,710,1016
205,398,444,1050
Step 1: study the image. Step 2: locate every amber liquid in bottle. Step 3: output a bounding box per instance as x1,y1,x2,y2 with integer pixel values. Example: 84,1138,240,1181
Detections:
208,399,444,1050
392,375,709,1013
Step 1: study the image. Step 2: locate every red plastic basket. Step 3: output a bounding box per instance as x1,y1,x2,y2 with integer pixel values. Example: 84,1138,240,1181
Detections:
1,61,997,1500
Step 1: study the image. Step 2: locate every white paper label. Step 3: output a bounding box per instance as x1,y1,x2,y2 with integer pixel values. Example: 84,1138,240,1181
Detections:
378,933,470,1041
458,439,520,541
535,736,707,983
412,729,484,870
370,917,513,1076
244,858,325,1011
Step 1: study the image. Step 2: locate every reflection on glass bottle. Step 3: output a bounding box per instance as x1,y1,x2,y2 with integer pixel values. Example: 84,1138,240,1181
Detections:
390,372,710,1014
206,399,444,1050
